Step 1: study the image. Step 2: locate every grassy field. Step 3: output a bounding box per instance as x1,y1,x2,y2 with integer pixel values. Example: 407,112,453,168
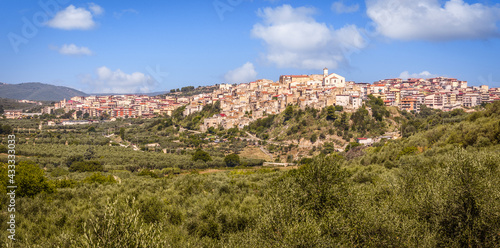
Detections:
239,147,272,161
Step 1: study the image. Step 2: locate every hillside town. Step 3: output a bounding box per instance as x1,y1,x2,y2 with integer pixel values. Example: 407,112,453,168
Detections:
4,68,500,131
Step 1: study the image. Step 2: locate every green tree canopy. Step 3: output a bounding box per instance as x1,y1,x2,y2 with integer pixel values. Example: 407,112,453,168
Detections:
367,94,389,121
192,149,212,162
0,124,13,134
69,161,104,172
283,105,294,122
326,106,337,121
13,161,54,197
224,153,240,167
119,127,126,140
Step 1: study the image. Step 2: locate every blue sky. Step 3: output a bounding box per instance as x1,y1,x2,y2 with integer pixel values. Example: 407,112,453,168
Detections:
1,0,500,93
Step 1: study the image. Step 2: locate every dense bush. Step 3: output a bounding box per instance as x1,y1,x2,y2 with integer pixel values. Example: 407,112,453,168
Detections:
80,197,168,247
69,161,104,172
0,161,55,197
241,158,265,167
138,169,160,178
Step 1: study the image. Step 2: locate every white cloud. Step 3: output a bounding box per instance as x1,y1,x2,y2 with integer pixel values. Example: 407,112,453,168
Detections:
46,4,102,30
331,1,360,14
81,66,157,93
55,44,93,56
88,3,104,15
224,62,258,84
113,9,139,19
399,71,438,80
251,4,366,70
367,0,500,41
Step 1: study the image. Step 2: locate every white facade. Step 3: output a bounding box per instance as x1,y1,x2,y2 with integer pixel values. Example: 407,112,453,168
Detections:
351,96,362,109
357,138,373,145
336,95,350,107
323,68,346,88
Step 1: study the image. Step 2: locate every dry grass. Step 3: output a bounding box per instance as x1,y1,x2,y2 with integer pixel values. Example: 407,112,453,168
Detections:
239,147,272,161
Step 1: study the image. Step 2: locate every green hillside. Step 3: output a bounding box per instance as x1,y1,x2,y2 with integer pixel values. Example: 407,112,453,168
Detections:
0,82,88,101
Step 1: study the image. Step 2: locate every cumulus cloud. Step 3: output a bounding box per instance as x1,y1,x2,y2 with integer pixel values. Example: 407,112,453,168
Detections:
331,1,360,14
224,62,258,84
366,0,500,41
399,71,439,80
251,4,366,70
46,4,103,30
54,44,93,56
81,66,157,93
88,3,104,15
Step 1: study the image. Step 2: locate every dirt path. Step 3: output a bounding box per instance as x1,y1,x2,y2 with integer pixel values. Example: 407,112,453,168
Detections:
181,166,299,175
198,169,226,174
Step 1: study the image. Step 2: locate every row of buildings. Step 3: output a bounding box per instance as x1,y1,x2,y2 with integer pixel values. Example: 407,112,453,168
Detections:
370,77,500,112
48,68,361,130
53,94,189,119
199,71,500,130
7,69,499,131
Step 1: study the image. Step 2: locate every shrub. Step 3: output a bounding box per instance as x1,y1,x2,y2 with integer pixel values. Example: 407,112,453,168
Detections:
160,167,181,175
138,197,164,223
138,169,159,178
166,207,183,225
344,142,361,152
299,157,314,165
398,146,418,159
81,197,167,247
241,158,265,167
310,134,318,143
84,173,116,184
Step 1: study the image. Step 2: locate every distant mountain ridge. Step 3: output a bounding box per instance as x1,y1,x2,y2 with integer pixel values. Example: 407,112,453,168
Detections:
0,82,170,101
0,82,89,101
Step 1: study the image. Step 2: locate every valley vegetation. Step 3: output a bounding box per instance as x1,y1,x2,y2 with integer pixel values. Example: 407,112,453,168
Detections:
1,100,500,247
